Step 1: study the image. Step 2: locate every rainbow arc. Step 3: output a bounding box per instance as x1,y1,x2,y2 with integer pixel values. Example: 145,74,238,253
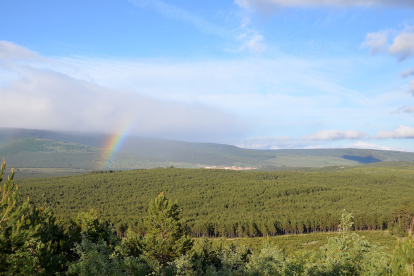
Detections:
99,121,134,170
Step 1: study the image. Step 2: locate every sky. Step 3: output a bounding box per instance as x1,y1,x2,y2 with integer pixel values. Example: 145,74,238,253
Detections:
1,0,414,151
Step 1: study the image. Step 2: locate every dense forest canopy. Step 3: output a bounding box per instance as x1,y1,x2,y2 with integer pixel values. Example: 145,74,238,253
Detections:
15,165,414,238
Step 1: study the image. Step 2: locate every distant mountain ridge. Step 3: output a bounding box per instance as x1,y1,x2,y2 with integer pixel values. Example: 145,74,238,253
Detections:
1,127,413,178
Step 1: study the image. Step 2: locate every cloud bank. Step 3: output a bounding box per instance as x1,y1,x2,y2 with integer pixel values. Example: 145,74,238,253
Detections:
235,135,291,149
348,141,393,151
374,125,414,139
0,41,245,142
302,129,368,141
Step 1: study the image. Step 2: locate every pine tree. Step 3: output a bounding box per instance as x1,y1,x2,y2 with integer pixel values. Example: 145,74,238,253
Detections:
0,159,40,274
143,192,193,266
0,160,67,274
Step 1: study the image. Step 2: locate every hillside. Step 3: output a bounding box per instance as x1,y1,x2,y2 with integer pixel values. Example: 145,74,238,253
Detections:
1,127,414,178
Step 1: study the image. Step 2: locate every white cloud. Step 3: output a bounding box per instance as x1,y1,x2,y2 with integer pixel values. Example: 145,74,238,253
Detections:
235,0,414,13
360,30,390,55
389,32,414,61
348,141,393,151
362,26,414,61
235,135,291,149
374,125,414,139
401,68,414,78
302,129,368,141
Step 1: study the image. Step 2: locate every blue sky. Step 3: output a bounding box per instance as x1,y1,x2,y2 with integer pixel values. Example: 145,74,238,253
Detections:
1,0,414,151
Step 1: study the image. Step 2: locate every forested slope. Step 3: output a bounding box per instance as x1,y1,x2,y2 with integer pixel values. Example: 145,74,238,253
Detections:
15,164,414,237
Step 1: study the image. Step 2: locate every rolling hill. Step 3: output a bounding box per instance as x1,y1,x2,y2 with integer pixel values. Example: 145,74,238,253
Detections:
1,127,414,178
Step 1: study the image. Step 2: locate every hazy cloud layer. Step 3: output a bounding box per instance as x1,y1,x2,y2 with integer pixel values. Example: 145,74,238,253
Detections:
235,135,291,149
348,141,392,151
0,41,42,61
302,129,368,141
2,41,413,149
374,125,414,139
235,0,414,13
0,42,245,142
129,0,265,53
362,26,414,61
129,0,229,37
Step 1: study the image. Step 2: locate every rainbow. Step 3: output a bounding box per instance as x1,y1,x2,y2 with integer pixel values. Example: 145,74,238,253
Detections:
99,121,134,170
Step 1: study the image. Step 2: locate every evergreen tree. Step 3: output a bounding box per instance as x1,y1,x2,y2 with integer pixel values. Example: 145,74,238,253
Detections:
0,159,67,274
143,192,193,266
0,159,43,274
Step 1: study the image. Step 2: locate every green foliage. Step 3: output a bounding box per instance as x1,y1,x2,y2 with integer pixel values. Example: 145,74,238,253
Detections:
391,236,414,276
124,229,145,258
15,166,414,239
245,243,284,275
189,238,222,270
67,211,150,276
4,153,414,275
210,230,399,257
66,232,149,276
71,209,113,243
167,211,393,275
338,211,354,238
306,211,390,275
0,159,44,274
67,233,125,276
143,193,193,266
1,179,412,275
0,159,67,275
389,200,414,238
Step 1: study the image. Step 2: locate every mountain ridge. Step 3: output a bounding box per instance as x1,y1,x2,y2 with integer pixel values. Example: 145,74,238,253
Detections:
1,127,413,178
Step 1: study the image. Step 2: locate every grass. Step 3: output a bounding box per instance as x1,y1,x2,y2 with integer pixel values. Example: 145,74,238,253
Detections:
210,230,400,255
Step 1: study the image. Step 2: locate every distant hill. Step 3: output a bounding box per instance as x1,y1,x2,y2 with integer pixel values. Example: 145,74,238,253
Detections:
1,127,414,178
